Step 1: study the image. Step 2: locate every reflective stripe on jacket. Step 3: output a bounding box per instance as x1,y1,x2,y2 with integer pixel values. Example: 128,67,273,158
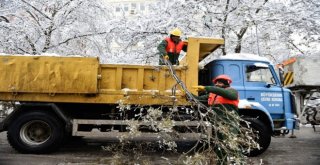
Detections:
165,37,184,54
208,92,239,107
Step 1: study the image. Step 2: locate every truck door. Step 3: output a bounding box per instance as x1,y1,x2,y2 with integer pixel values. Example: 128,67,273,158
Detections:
243,62,284,118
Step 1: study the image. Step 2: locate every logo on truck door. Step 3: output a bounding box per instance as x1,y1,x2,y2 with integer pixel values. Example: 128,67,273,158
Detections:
244,63,285,112
261,92,283,107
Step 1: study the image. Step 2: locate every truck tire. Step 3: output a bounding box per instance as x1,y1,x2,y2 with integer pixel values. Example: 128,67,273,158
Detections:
242,117,271,157
7,111,65,154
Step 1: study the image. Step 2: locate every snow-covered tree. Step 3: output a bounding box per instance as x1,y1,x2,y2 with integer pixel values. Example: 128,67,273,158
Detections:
104,0,319,64
0,0,111,57
0,0,318,63
265,0,320,58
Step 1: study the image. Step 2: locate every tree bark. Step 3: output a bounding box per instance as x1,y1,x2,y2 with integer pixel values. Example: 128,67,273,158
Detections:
234,0,269,53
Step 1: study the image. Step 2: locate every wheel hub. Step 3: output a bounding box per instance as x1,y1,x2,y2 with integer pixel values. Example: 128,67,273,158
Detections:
20,120,51,145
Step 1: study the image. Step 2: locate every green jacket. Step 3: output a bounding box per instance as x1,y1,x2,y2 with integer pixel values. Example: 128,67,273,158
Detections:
157,39,187,65
196,86,239,111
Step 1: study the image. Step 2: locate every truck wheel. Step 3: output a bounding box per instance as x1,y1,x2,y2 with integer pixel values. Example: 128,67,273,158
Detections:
7,111,65,154
242,117,271,157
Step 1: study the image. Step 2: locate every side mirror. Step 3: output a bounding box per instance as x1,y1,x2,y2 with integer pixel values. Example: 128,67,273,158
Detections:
279,68,284,86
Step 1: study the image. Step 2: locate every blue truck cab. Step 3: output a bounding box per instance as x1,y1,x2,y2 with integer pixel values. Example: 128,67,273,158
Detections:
200,53,298,156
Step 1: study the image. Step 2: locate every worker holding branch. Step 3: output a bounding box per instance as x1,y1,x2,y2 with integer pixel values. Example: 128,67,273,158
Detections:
157,28,187,65
193,74,241,164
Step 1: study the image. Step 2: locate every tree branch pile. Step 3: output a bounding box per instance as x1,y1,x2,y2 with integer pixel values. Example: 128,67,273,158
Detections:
101,60,259,164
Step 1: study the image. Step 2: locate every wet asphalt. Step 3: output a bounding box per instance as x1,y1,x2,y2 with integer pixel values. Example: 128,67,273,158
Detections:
0,125,319,165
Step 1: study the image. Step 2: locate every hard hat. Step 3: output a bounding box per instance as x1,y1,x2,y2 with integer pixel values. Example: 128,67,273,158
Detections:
212,74,232,84
170,28,182,37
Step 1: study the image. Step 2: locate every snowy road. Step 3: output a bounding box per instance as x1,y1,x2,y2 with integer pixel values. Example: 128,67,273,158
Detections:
0,126,320,165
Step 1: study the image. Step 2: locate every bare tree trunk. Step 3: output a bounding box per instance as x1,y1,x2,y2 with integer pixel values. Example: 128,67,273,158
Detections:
42,22,54,53
221,0,231,55
234,0,269,53
234,27,248,53
25,35,37,54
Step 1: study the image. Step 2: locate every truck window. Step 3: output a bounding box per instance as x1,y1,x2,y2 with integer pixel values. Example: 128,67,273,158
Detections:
246,65,275,84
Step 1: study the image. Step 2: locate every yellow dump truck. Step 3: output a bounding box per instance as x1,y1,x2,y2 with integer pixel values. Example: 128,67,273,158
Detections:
0,37,224,153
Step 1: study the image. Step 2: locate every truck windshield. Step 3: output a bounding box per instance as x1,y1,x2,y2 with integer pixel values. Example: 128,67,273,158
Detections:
246,65,275,84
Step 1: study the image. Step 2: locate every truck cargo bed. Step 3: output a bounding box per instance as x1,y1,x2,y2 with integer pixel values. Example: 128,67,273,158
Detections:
0,37,224,105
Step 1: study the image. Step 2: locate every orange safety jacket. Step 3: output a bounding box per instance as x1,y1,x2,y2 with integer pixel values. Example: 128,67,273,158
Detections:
165,37,184,54
208,92,239,107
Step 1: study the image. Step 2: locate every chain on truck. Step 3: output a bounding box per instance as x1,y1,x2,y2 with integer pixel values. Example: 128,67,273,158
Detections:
0,37,298,156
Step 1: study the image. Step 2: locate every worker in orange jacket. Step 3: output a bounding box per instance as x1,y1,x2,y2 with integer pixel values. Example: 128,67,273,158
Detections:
193,74,241,164
157,28,187,65
193,74,239,111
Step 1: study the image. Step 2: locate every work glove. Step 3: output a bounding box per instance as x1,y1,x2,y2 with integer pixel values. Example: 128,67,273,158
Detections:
163,55,169,60
192,85,205,91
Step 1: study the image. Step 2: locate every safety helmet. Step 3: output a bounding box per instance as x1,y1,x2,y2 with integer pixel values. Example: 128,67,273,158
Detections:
170,28,182,37
212,74,232,84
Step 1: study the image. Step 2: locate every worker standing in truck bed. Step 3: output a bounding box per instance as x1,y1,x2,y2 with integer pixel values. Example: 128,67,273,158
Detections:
157,28,187,65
